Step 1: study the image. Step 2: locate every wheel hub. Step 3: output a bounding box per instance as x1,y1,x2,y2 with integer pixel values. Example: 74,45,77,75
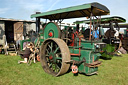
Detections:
48,32,53,37
49,52,56,62
49,56,53,60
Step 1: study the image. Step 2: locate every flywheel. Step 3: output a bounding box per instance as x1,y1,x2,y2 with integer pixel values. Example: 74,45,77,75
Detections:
43,22,61,40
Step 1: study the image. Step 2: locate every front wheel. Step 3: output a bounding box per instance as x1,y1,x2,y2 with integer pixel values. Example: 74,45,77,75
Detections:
40,38,71,76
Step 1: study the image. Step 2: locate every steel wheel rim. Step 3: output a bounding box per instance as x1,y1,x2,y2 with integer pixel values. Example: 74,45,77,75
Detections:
40,38,70,76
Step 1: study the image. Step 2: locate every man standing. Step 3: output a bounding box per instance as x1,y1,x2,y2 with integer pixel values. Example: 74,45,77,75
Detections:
91,25,99,39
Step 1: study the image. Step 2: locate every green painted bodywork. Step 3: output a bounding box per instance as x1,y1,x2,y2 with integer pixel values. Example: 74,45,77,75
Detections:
43,22,60,39
69,40,101,74
70,49,98,74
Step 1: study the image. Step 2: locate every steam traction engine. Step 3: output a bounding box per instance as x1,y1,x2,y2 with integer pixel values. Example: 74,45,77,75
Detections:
31,2,110,76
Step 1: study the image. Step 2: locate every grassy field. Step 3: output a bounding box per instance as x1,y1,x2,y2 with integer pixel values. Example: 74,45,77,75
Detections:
0,54,128,85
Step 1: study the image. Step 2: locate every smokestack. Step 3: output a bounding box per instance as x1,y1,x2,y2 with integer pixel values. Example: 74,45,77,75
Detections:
36,17,40,34
36,12,41,14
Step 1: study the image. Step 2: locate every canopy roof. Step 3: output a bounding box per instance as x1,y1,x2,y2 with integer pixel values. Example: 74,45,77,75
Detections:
74,16,126,24
101,23,128,28
31,2,110,20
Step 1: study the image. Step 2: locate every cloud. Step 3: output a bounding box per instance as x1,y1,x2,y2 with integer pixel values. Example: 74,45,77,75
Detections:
47,0,61,11
0,8,9,14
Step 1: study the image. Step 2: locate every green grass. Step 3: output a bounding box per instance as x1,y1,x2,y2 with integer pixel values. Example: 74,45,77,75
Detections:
0,54,128,85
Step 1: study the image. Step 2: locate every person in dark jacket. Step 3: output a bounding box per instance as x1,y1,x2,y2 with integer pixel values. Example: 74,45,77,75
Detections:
18,43,34,64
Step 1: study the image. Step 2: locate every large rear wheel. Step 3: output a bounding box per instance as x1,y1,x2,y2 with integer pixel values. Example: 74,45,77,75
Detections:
40,38,71,76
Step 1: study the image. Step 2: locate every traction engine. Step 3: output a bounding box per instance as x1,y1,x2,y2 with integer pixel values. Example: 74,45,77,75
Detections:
40,22,104,76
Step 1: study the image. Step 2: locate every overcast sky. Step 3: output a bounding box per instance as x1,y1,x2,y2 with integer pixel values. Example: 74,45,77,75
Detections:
0,0,128,23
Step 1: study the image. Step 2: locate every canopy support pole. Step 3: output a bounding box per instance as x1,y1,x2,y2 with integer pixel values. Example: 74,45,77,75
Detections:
89,13,92,40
